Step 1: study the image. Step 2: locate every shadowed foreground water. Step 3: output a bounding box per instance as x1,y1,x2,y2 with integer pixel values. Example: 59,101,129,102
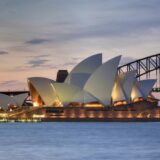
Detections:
0,122,160,160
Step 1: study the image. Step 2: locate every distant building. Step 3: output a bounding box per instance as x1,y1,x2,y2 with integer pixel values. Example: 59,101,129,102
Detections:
56,70,68,82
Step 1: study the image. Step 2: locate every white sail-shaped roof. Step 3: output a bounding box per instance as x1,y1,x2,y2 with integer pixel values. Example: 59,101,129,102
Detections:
112,76,126,102
0,93,16,110
120,71,136,102
28,77,57,106
131,81,143,101
70,73,90,88
84,55,121,106
138,79,156,99
13,93,28,107
131,79,156,100
52,82,83,106
65,54,102,84
72,90,98,103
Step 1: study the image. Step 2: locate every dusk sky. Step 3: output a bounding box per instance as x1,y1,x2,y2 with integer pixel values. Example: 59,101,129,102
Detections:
0,0,160,90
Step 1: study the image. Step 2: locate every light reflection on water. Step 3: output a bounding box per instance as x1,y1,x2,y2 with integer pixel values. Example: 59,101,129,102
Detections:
0,122,160,160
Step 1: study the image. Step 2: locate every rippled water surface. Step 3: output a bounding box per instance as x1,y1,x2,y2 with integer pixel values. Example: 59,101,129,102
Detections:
0,122,160,160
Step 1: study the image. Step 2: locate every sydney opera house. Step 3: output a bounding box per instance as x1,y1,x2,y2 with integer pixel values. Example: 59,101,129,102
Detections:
28,54,156,107
0,54,159,121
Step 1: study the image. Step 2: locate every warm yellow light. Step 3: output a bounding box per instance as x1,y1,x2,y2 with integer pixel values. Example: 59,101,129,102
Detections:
137,113,143,118
132,97,143,102
98,111,104,118
117,111,123,118
88,111,94,118
33,102,39,107
127,112,133,118
79,113,85,118
53,99,63,107
70,110,76,118
112,83,118,101
131,87,137,101
114,100,127,106
0,113,7,117
32,114,45,118
84,104,103,107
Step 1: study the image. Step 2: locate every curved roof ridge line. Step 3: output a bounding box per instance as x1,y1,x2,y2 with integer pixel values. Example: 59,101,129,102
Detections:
119,70,137,102
84,55,121,106
138,79,156,99
65,53,102,84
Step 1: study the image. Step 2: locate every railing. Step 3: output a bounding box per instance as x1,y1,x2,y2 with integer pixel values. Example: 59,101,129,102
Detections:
118,53,160,92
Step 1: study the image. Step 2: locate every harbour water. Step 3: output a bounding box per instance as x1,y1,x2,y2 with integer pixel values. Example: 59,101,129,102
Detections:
0,122,160,160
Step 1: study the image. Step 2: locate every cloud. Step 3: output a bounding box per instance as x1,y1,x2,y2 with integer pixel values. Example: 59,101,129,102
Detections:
48,65,59,70
5,0,160,50
27,59,49,68
9,53,59,71
13,54,59,70
0,51,9,55
25,38,51,45
0,80,18,86
10,63,59,72
25,54,52,68
63,62,77,67
62,57,84,67
63,56,137,68
1,0,160,91
28,54,50,58
0,80,27,90
0,80,25,86
29,0,159,45
12,0,160,48
72,57,83,61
